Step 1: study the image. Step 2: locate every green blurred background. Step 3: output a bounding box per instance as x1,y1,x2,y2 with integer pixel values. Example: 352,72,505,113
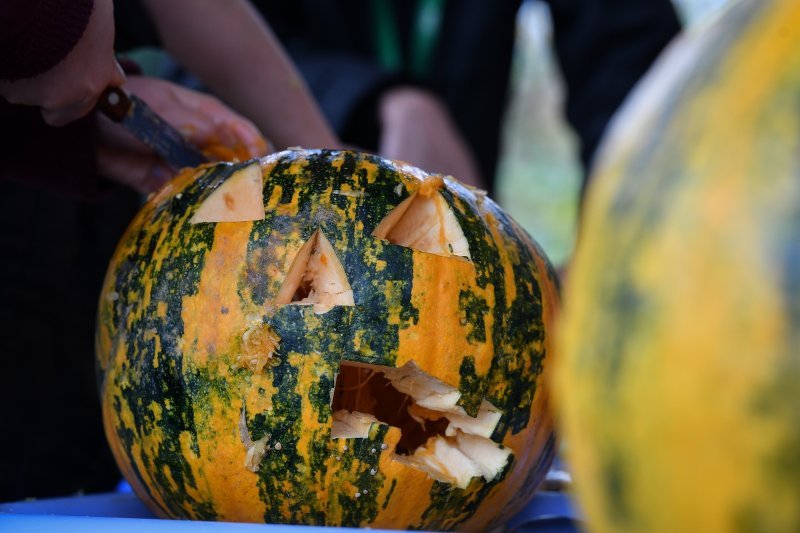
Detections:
496,0,732,267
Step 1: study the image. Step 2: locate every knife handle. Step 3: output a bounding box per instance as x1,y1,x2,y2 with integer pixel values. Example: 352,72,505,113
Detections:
97,86,131,122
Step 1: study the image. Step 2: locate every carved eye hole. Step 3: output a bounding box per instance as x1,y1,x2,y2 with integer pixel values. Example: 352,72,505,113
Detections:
372,191,471,259
275,229,354,314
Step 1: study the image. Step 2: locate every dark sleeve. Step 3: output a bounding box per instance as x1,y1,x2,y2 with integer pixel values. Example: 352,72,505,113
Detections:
0,0,94,81
285,51,407,151
545,0,681,182
0,99,106,198
254,1,407,151
113,0,161,52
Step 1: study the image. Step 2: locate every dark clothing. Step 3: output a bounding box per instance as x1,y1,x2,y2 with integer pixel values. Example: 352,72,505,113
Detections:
0,183,140,502
0,100,104,197
0,0,93,81
548,0,681,193
254,0,682,193
256,0,520,192
0,106,137,500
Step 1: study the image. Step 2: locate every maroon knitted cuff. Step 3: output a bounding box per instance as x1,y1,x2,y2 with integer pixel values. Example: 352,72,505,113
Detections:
0,0,94,81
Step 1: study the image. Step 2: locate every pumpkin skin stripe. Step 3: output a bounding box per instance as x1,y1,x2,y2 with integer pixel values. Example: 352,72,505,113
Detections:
100,164,228,521
98,149,558,530
556,1,800,532
180,221,267,522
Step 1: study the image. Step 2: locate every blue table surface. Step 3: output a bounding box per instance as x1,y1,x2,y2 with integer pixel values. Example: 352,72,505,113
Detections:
0,490,581,532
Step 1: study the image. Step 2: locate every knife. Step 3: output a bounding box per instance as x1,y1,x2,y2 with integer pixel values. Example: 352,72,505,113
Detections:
96,86,208,170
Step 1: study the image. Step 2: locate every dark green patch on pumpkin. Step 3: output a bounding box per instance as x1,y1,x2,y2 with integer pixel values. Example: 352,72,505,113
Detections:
459,289,490,344
601,451,631,527
108,186,220,520
456,356,482,417
336,425,390,527
414,457,512,531
382,478,398,511
310,373,335,424
442,184,548,436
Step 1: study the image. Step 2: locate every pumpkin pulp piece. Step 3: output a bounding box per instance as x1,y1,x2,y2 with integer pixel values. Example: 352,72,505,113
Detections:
189,162,265,223
331,360,510,489
394,431,512,489
238,406,271,472
234,322,281,373
275,229,354,314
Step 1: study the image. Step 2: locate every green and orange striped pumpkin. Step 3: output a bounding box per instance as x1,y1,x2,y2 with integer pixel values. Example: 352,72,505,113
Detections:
557,0,800,531
96,149,559,530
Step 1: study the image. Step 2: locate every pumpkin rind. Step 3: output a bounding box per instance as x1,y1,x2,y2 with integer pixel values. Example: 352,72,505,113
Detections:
97,149,558,530
557,1,800,532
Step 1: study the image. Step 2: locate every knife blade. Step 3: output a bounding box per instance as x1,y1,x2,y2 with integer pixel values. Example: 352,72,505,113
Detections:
97,86,208,170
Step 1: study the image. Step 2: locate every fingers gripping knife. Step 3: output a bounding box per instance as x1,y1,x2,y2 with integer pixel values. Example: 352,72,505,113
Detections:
97,86,209,170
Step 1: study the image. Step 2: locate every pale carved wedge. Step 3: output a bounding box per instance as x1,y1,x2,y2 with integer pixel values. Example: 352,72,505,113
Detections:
373,191,471,259
275,229,354,314
190,162,264,223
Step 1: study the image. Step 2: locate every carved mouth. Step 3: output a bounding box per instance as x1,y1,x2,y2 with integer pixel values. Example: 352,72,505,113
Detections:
331,360,511,489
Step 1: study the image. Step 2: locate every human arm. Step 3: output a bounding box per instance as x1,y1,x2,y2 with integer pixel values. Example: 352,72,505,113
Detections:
378,87,482,187
0,0,125,126
140,0,340,150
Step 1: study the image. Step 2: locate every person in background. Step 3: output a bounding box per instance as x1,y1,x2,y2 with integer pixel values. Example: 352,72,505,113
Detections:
113,0,681,195
0,0,268,196
0,0,338,502
254,0,682,196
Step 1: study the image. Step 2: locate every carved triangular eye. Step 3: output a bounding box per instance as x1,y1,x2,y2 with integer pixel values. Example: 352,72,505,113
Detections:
275,229,354,314
190,162,264,223
372,191,471,259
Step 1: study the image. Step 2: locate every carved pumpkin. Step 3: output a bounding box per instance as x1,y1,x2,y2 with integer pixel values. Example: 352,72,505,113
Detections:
97,149,558,530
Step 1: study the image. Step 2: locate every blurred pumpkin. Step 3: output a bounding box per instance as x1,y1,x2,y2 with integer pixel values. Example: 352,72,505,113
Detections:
557,1,800,531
